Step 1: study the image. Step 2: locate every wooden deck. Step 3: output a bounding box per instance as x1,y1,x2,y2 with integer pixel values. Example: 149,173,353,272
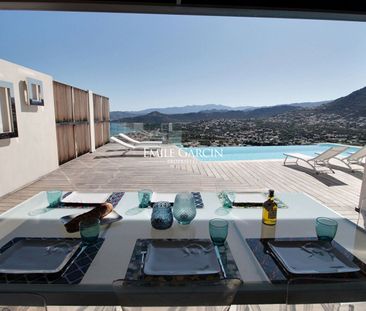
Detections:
0,143,362,224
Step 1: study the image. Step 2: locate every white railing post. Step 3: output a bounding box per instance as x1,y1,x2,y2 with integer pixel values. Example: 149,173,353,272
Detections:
88,90,96,152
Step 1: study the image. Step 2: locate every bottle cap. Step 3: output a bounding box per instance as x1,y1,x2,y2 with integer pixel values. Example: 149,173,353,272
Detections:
269,189,274,197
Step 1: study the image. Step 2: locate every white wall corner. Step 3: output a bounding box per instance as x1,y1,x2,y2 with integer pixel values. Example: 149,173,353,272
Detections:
88,90,96,152
0,59,59,197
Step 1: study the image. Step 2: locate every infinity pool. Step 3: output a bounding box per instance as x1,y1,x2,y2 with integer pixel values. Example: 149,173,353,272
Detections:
183,143,360,162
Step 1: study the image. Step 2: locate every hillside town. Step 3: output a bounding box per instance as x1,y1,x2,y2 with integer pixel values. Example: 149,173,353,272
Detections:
180,112,366,147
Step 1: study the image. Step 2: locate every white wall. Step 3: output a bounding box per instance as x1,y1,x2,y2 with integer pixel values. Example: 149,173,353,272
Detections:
0,59,59,197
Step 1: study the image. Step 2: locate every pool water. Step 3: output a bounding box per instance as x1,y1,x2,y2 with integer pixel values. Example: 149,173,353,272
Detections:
110,123,135,137
183,143,360,162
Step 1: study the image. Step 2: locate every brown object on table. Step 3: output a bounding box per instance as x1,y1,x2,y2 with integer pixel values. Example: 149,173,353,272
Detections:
64,202,113,233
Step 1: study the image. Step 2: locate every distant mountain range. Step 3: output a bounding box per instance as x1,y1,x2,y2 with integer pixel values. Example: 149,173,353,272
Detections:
319,86,366,117
291,100,332,108
118,105,304,123
273,86,366,122
110,100,330,121
110,85,366,123
110,104,255,120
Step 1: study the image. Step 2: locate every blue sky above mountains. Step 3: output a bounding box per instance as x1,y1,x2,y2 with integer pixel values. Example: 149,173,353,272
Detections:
1,11,366,110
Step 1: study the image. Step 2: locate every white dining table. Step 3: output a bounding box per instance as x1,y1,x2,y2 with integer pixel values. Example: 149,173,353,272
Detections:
0,191,366,306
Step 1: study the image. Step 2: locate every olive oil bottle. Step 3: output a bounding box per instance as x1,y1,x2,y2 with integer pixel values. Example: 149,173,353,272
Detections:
262,189,278,226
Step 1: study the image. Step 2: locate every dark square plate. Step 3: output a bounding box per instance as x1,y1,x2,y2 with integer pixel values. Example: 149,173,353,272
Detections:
268,240,360,275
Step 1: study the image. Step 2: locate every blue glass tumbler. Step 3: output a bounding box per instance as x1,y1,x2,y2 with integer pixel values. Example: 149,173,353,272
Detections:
151,201,173,230
47,190,62,208
209,218,229,246
316,217,338,242
218,191,235,208
138,189,152,208
80,217,100,245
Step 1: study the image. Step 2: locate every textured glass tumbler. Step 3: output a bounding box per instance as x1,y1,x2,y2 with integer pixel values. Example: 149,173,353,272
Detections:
316,217,338,242
80,217,100,245
209,218,229,246
173,192,196,225
47,190,62,208
151,201,173,230
138,189,152,208
219,191,235,208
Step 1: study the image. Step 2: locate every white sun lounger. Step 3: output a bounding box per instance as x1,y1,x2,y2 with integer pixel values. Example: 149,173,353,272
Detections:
110,137,161,154
283,146,348,174
335,146,366,171
118,133,162,145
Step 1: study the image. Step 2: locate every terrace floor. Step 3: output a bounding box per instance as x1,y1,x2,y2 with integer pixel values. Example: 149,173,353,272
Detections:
0,143,363,225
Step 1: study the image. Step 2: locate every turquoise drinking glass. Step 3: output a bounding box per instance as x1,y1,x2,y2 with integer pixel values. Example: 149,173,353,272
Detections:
219,191,235,208
80,218,100,245
173,192,196,225
47,190,62,208
138,189,152,208
316,217,338,242
209,218,229,246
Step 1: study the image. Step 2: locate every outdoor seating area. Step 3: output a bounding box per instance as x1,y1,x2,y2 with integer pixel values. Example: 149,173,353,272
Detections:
2,2,366,309
284,145,366,174
335,146,366,172
0,141,364,309
1,187,366,309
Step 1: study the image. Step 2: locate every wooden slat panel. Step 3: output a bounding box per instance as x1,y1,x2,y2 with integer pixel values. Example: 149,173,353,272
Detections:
100,97,110,143
93,94,102,122
94,123,103,148
56,125,75,164
102,97,110,121
73,87,89,122
103,122,110,143
54,82,109,157
74,123,91,156
53,82,73,122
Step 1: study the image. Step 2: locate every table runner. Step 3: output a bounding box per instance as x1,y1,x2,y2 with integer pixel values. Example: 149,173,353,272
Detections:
232,197,288,209
0,237,104,285
247,237,366,284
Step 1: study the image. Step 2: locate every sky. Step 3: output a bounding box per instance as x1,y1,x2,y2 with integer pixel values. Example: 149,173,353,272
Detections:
1,11,366,111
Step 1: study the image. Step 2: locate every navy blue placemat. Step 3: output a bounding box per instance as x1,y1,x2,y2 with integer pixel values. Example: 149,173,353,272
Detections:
58,192,125,209
192,192,204,209
125,239,240,284
0,237,104,285
247,237,366,284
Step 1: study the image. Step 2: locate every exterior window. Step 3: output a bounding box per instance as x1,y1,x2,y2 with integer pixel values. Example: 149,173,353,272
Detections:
0,81,18,139
27,78,44,106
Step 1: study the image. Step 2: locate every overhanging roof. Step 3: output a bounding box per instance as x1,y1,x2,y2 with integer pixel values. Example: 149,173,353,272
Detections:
1,1,366,21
